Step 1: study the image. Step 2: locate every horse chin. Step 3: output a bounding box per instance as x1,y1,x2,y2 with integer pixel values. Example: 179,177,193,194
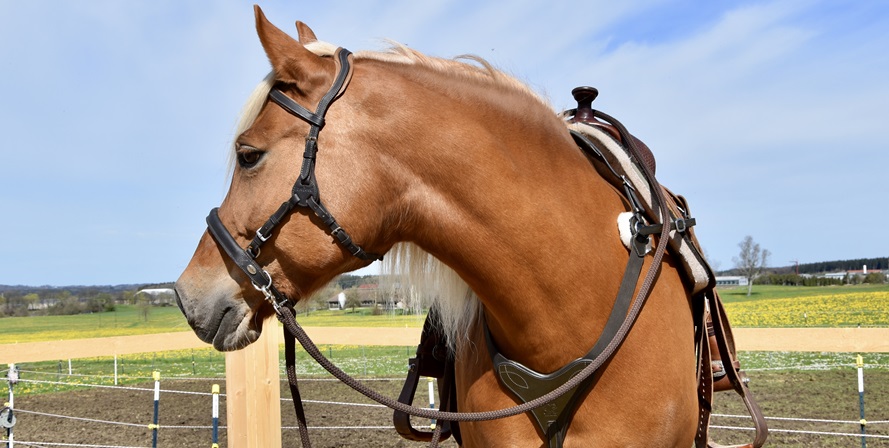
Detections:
212,304,262,351
174,282,264,351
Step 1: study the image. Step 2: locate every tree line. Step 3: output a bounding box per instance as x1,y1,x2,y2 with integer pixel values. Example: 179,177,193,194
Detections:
0,283,173,318
727,235,887,296
754,272,887,287
778,257,888,275
723,255,889,277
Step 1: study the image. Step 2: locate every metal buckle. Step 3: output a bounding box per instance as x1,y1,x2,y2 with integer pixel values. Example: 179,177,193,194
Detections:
256,228,271,243
629,215,652,257
251,270,276,303
632,215,645,235
674,218,687,233
251,270,290,313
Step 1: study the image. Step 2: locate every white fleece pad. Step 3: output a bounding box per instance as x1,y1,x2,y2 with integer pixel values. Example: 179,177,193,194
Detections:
569,122,711,295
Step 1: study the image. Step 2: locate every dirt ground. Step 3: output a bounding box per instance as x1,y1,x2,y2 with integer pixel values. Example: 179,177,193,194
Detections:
8,378,458,448
8,369,889,447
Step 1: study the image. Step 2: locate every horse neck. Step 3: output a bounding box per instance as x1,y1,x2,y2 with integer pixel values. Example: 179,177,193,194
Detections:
372,63,633,371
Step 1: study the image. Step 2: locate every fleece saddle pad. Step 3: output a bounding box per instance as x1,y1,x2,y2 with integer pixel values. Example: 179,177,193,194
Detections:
567,122,713,295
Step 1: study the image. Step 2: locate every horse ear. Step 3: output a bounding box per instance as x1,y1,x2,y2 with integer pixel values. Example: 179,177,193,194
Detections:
253,5,326,87
295,21,317,43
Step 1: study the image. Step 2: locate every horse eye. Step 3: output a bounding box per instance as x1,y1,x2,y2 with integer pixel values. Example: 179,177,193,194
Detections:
236,146,265,169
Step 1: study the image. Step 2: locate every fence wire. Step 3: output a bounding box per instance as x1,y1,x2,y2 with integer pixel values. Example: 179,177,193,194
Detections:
4,354,888,447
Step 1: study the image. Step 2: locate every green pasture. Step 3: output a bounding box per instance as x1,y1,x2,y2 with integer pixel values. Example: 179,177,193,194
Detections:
717,283,889,303
0,305,426,344
8,345,889,397
1,285,887,344
289,307,428,328
0,305,191,344
6,345,417,396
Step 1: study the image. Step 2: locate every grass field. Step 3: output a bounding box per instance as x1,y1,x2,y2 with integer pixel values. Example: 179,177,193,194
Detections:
0,305,192,344
9,345,889,396
6,344,417,396
3,284,888,345
1,284,886,344
0,306,427,344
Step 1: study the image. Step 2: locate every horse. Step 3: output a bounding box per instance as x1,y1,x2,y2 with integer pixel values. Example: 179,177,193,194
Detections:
175,6,760,447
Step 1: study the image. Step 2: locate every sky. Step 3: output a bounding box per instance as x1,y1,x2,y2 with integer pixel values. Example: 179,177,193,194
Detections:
1,1,887,286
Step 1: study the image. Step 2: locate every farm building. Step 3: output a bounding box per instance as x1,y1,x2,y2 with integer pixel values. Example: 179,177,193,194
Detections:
715,276,748,286
136,288,176,305
820,266,886,281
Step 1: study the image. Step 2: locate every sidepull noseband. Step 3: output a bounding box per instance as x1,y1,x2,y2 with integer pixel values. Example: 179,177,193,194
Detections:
205,47,380,307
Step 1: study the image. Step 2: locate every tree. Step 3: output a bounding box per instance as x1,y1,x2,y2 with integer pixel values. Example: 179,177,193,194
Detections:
137,295,152,322
122,290,137,305
344,288,362,312
23,293,40,311
732,235,771,296
863,272,887,284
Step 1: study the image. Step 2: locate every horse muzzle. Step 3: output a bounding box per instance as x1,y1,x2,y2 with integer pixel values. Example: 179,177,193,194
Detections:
174,277,260,351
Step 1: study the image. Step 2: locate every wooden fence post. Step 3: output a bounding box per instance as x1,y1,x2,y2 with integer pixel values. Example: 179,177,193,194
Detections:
225,314,283,448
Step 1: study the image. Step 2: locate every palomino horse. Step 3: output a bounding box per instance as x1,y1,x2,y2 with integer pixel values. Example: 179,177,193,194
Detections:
176,6,764,447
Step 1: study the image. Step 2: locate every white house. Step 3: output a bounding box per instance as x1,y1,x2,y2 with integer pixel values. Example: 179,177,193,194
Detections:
715,276,748,286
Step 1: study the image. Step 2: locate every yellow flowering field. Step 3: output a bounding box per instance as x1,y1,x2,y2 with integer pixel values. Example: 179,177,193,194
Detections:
724,291,889,327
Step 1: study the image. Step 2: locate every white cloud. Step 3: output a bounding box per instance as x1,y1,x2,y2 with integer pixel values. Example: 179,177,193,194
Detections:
2,1,887,284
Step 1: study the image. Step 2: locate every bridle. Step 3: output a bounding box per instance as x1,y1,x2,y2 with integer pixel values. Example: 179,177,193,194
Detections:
203,46,680,448
206,48,380,314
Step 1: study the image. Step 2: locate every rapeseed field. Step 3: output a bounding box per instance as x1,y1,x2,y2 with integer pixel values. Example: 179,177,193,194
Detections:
724,291,889,327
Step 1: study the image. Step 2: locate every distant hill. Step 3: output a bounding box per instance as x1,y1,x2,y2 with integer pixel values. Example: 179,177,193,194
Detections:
5,257,888,292
770,257,887,275
719,256,888,276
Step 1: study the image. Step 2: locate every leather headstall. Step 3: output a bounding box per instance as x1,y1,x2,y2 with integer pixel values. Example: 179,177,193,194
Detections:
205,47,381,312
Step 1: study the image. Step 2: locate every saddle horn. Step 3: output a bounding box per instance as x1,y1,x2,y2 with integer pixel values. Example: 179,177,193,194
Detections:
568,86,657,176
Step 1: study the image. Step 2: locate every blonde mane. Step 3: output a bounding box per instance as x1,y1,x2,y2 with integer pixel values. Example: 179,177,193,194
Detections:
232,39,554,348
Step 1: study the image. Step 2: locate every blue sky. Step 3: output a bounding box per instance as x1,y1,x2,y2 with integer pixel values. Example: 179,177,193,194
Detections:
1,1,886,286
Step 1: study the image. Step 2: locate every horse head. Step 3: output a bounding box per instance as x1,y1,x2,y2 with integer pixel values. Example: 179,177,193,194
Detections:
175,7,402,350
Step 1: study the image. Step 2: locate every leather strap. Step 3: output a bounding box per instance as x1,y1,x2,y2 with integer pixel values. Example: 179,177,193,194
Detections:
239,48,381,262
484,222,647,447
270,89,325,127
707,290,769,447
394,307,459,443
695,307,715,448
283,315,313,447
206,208,290,309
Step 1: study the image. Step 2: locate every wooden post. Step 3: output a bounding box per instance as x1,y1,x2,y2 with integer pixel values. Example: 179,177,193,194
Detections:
225,314,283,448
